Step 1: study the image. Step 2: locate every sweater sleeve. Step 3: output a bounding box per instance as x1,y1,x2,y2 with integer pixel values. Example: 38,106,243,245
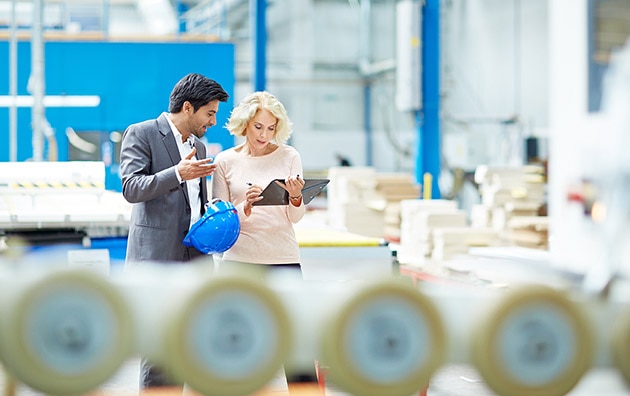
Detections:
286,149,306,223
210,155,230,202
211,151,251,223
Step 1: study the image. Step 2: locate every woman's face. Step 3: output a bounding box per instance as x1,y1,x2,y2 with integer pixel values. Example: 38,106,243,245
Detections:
245,109,277,154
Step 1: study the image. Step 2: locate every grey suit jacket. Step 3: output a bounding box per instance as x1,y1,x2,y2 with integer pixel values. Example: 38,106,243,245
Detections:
119,113,208,263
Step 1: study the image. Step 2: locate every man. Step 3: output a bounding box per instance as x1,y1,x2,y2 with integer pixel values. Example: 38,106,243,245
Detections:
119,73,228,389
120,73,229,264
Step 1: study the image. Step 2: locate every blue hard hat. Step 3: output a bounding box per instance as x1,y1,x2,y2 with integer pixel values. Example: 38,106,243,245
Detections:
183,199,240,254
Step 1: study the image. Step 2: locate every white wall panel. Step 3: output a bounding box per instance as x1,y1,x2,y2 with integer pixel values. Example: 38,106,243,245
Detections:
312,2,361,64
262,0,414,172
441,0,549,169
295,128,416,173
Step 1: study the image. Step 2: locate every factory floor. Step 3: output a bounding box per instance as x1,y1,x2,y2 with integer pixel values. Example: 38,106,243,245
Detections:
169,364,628,395
7,364,625,396
425,364,629,396
261,364,630,396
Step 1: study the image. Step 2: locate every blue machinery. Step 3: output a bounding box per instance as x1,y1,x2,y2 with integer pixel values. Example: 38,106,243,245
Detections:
0,40,236,191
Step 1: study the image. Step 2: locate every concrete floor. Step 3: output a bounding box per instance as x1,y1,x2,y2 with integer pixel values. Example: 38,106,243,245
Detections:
2,360,629,395
259,363,630,396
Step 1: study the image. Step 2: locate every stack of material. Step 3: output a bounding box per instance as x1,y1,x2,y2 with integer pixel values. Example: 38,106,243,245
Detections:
505,201,542,216
374,173,421,242
326,166,381,235
431,227,501,261
471,164,547,248
491,201,542,231
326,167,420,239
397,199,463,266
341,200,388,238
373,173,421,201
470,203,491,229
476,165,545,207
505,216,549,250
384,202,403,242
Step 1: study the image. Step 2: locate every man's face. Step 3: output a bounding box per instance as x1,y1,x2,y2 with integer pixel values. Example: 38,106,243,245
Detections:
185,100,220,139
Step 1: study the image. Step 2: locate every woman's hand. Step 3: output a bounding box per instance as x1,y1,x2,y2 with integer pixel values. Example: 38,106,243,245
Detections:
244,183,264,216
276,175,305,207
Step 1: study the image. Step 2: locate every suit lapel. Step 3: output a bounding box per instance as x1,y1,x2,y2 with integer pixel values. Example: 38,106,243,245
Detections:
157,113,181,166
157,113,190,204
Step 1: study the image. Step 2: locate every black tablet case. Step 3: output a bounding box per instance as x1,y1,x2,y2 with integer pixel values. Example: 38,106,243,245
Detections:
252,178,330,206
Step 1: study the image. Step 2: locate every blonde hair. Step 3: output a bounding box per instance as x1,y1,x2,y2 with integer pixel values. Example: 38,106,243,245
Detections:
225,91,293,144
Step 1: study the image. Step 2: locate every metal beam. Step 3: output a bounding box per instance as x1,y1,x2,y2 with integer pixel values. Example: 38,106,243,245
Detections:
30,0,45,161
9,0,17,162
250,0,266,91
417,0,440,198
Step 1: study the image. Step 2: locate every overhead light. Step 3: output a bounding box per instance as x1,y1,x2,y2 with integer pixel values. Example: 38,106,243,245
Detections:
136,0,178,35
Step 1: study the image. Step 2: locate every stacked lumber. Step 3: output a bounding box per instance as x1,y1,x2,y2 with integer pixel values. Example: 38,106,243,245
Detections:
471,164,548,248
505,216,549,250
397,199,463,265
373,173,421,201
326,166,380,235
326,167,420,239
431,227,500,261
374,173,421,241
384,202,403,242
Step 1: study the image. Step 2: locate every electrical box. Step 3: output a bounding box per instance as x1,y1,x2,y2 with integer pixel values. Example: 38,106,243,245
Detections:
396,0,422,112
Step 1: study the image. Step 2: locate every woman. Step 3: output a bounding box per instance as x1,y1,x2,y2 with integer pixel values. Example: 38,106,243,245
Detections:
212,91,306,271
212,91,315,393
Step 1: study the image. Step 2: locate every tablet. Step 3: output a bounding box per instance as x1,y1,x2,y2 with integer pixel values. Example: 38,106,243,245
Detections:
252,179,330,206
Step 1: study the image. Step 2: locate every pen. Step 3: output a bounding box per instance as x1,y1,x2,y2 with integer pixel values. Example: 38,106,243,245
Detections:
246,182,252,186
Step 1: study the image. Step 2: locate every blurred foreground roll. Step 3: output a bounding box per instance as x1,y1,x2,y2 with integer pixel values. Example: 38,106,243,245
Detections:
162,273,292,396
470,284,594,396
611,307,630,386
320,279,446,396
0,268,133,395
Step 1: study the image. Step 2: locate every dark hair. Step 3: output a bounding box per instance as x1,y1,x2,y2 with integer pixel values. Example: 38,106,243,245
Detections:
168,73,229,113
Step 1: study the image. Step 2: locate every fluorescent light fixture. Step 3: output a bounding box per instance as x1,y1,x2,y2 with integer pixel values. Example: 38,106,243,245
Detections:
0,95,101,107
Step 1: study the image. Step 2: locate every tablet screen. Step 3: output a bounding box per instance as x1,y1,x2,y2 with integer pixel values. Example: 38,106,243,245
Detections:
252,179,330,206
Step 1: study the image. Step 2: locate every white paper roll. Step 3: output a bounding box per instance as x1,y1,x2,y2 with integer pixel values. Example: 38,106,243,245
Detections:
320,278,447,396
470,284,595,396
611,306,630,386
265,269,351,378
0,268,134,395
115,264,291,396
171,274,292,395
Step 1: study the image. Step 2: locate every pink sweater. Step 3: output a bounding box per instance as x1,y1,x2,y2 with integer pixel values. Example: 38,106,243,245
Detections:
211,144,306,264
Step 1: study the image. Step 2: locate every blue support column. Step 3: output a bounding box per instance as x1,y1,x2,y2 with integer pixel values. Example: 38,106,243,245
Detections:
416,0,441,198
175,0,187,36
364,84,373,166
250,0,267,91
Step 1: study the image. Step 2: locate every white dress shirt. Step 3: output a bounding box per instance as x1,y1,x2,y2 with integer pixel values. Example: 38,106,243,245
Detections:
165,113,202,228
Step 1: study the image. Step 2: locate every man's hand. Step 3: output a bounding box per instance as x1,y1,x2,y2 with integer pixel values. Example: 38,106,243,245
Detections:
177,147,216,181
